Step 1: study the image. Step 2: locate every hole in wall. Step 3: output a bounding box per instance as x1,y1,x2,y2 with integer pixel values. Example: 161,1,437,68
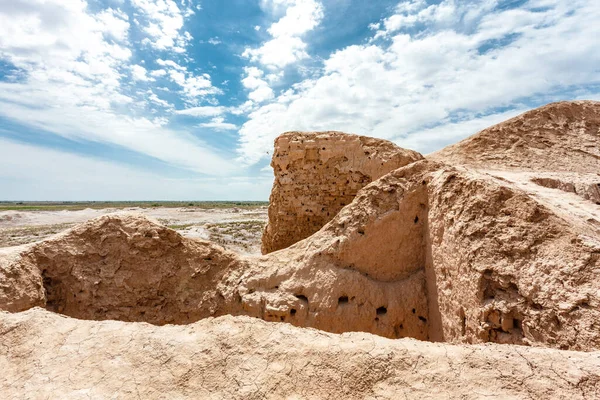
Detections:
514,317,522,330
295,294,309,303
338,296,349,305
376,306,387,315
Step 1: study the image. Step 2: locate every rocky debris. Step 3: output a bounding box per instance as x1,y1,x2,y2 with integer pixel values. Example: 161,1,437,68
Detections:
2,308,599,400
262,131,422,253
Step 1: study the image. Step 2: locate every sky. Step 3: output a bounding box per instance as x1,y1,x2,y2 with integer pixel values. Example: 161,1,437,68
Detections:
0,0,599,201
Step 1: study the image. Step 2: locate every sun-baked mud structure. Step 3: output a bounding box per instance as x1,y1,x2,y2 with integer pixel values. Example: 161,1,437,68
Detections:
262,131,423,253
1,101,599,398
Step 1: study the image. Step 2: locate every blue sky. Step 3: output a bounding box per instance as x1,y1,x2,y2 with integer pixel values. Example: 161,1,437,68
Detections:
0,0,598,200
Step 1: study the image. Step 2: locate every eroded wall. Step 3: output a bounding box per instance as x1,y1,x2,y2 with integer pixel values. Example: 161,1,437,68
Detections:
262,131,423,254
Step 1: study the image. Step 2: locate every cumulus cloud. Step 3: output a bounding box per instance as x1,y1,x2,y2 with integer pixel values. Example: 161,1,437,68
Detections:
242,0,324,69
155,59,221,104
236,0,600,165
241,67,275,103
175,106,226,117
131,64,153,81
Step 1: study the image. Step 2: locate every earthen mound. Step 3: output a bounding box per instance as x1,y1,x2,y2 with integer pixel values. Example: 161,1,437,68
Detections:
0,211,429,340
0,214,248,324
431,100,600,173
2,158,598,350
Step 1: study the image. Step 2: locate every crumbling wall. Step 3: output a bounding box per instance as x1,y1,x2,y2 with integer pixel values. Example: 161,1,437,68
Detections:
0,211,429,340
23,214,246,325
427,167,600,350
261,131,423,254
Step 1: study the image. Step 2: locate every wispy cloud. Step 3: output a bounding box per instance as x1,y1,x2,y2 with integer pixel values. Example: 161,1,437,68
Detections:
0,137,270,200
0,0,599,200
0,0,231,175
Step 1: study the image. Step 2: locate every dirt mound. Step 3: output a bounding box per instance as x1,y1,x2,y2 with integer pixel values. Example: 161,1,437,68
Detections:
427,167,600,349
431,100,600,173
262,131,422,253
2,308,598,400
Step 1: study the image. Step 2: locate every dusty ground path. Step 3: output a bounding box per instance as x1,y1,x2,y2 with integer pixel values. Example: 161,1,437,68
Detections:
0,206,268,254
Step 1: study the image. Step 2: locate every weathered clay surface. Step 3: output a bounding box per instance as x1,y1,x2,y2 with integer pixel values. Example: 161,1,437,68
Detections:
1,100,600,398
262,131,423,253
427,101,600,349
426,167,600,350
431,100,600,173
1,308,599,400
0,212,429,339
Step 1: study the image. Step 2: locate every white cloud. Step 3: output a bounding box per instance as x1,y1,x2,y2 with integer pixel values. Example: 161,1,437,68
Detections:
95,8,130,41
156,58,186,70
156,59,221,103
175,106,226,117
199,117,238,131
242,0,324,69
230,100,255,116
131,64,153,81
243,36,310,69
131,0,190,51
236,0,600,165
150,69,167,77
207,37,221,45
0,0,233,175
267,0,323,37
241,67,275,103
147,91,172,108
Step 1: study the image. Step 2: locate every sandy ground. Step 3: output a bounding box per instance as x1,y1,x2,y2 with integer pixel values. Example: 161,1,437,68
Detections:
0,206,268,255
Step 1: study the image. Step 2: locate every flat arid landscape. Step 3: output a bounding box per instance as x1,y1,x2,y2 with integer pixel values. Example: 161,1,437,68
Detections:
1,101,599,398
0,202,268,254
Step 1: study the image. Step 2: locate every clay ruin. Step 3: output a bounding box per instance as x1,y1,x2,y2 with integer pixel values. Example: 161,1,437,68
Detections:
1,100,599,398
262,131,422,253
